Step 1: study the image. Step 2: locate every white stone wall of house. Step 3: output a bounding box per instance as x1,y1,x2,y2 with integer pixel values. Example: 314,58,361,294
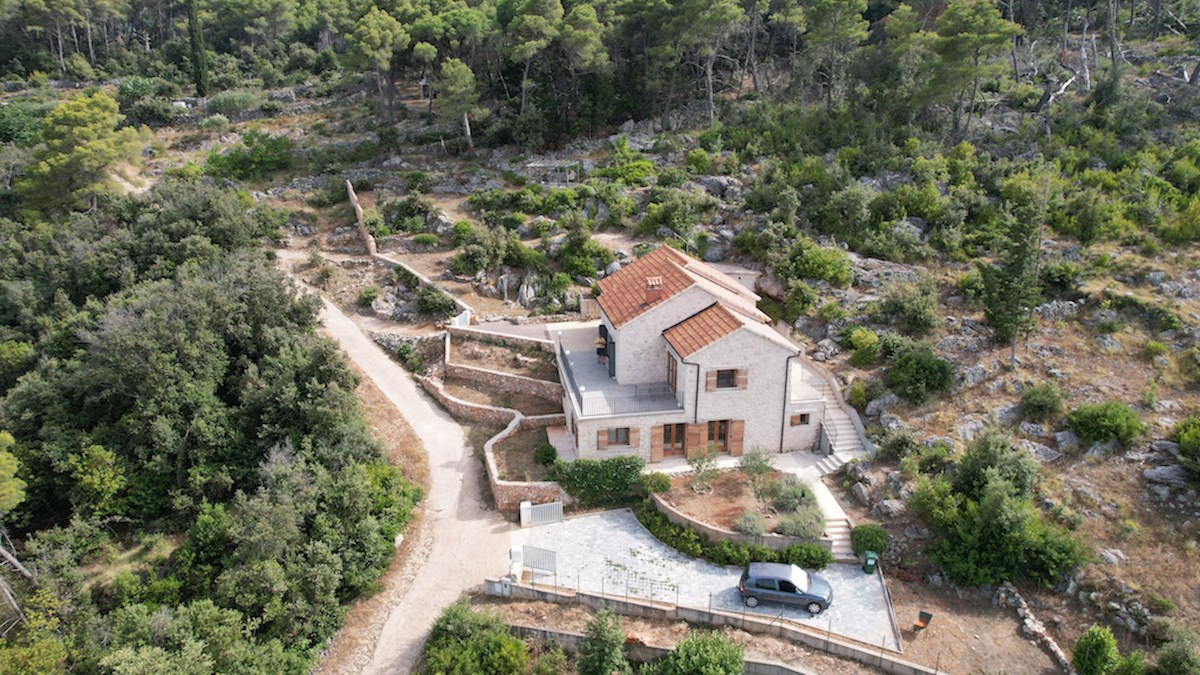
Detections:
610,287,714,386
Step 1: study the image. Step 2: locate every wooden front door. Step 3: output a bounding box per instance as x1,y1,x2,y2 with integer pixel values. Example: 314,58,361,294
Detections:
662,423,686,457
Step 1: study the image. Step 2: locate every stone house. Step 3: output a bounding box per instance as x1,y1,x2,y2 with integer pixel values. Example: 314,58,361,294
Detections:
553,245,827,464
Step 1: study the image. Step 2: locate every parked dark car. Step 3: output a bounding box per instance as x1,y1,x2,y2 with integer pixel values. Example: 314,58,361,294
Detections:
738,562,833,614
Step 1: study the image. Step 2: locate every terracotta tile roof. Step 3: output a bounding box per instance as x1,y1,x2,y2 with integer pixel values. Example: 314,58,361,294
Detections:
596,246,695,327
663,303,742,357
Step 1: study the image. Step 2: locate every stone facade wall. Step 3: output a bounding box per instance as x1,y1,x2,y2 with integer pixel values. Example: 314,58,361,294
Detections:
445,362,564,402
651,494,833,553
448,325,554,353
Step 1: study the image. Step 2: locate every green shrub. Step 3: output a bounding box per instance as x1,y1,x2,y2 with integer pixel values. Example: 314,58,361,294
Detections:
198,114,230,133
642,631,742,675
778,542,834,569
640,472,672,494
1144,340,1169,360
1020,383,1064,423
1172,416,1200,479
818,302,846,323
875,280,941,336
578,609,631,675
851,524,889,557
414,285,457,319
550,456,645,507
533,442,556,466
775,504,824,539
734,512,766,536
411,233,439,247
1068,401,1145,446
899,441,955,476
954,429,1039,500
878,332,918,360
206,90,261,115
204,131,292,180
685,148,712,174
393,342,423,372
887,344,953,404
877,431,919,461
404,170,433,193
357,285,380,308
848,327,879,367
423,598,529,674
771,475,814,513
1073,625,1120,675
656,166,688,187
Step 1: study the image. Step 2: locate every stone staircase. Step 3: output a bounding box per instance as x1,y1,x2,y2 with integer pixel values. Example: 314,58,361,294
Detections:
824,517,856,561
810,376,870,562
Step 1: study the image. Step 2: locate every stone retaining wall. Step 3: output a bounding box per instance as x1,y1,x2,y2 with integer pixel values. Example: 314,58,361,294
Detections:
416,375,517,427
484,412,570,513
448,325,554,353
445,362,563,401
993,581,1073,672
485,580,935,675
650,493,834,554
506,624,818,675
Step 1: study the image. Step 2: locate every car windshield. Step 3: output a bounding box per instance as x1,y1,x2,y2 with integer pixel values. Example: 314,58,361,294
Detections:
789,566,809,592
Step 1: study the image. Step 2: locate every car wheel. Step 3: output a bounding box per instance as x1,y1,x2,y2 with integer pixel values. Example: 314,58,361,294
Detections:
744,596,759,608
807,602,823,615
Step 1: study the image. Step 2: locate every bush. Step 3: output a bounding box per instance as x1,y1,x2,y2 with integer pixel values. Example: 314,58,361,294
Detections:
848,327,879,367
1020,383,1064,423
640,472,671,494
775,504,824,539
1074,625,1120,675
1068,401,1145,446
738,450,775,502
411,233,439,247
876,431,919,461
578,609,631,675
414,285,457,319
204,131,292,180
851,524,889,557
642,631,742,675
533,442,556,466
887,344,953,404
206,90,261,115
875,280,941,336
198,114,230,133
357,285,379,308
423,598,529,674
770,475,814,513
734,512,766,536
1172,416,1200,479
404,170,433,193
954,430,1039,501
550,456,645,507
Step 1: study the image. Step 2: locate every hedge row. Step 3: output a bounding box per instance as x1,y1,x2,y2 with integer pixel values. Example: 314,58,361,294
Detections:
634,501,833,570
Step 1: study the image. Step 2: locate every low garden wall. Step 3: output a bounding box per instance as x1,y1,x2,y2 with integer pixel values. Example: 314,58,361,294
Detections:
484,412,570,513
448,325,554,352
650,494,834,554
506,624,819,675
484,580,934,675
416,375,516,427
445,362,563,401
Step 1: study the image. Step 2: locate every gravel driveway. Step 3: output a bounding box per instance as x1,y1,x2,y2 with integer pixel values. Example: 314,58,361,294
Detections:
514,510,900,650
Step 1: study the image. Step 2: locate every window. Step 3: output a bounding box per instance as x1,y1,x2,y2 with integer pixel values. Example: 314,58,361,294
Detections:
707,420,729,451
716,369,737,389
666,354,678,391
753,579,777,591
790,413,811,426
663,423,685,454
778,580,798,593
607,427,630,446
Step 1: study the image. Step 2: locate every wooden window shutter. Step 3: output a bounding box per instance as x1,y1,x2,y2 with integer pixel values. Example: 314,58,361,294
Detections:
686,423,704,456
705,370,717,391
597,429,609,450
629,427,640,447
736,369,748,390
650,426,664,462
729,420,745,456
790,414,802,426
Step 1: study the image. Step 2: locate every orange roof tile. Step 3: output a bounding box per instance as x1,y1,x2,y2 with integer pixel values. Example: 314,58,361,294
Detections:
663,303,742,357
597,246,694,327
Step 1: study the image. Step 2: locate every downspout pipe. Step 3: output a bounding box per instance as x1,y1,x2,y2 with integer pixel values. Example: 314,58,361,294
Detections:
779,353,800,453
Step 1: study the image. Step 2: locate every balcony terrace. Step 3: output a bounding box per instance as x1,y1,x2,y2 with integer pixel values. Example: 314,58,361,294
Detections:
553,325,683,419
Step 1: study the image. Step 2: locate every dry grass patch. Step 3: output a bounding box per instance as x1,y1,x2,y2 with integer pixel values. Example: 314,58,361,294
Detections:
493,427,552,482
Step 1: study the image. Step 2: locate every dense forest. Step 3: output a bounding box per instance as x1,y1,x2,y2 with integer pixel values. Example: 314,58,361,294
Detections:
0,0,1198,673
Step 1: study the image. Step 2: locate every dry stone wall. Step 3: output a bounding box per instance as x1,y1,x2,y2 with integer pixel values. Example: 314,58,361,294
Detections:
651,494,833,554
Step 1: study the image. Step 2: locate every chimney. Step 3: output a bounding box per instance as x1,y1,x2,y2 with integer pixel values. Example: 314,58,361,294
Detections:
645,276,663,304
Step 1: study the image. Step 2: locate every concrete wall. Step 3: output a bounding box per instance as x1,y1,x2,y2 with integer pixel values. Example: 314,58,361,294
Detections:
485,580,936,675
610,287,714,386
448,325,555,353
506,624,820,675
650,494,833,553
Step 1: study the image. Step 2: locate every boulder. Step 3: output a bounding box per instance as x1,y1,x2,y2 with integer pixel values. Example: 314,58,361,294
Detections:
957,418,986,441
702,233,732,262
992,404,1021,427
1095,335,1123,353
1151,439,1181,458
865,393,899,417
1019,440,1061,463
1055,430,1080,452
1100,548,1127,565
1143,465,1189,488
694,175,742,201
846,460,872,484
851,482,871,507
871,499,906,519
880,413,907,433
1019,421,1047,438
904,526,930,540
961,365,989,388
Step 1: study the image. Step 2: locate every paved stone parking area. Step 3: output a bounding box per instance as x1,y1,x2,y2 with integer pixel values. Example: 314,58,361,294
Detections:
512,510,900,650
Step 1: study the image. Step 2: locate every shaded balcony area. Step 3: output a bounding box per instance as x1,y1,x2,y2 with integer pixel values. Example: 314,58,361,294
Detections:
553,325,683,418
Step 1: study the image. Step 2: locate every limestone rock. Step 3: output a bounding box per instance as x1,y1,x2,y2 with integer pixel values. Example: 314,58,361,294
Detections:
871,499,906,518
1019,440,1061,463
1019,421,1047,438
851,482,871,507
1144,465,1189,488
1055,430,1080,452
865,393,899,417
991,404,1021,427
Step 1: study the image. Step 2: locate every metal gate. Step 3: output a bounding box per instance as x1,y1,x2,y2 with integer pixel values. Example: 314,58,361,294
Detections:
522,545,557,574
520,500,564,527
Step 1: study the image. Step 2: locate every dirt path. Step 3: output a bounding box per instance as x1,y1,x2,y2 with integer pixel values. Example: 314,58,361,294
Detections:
312,293,514,674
